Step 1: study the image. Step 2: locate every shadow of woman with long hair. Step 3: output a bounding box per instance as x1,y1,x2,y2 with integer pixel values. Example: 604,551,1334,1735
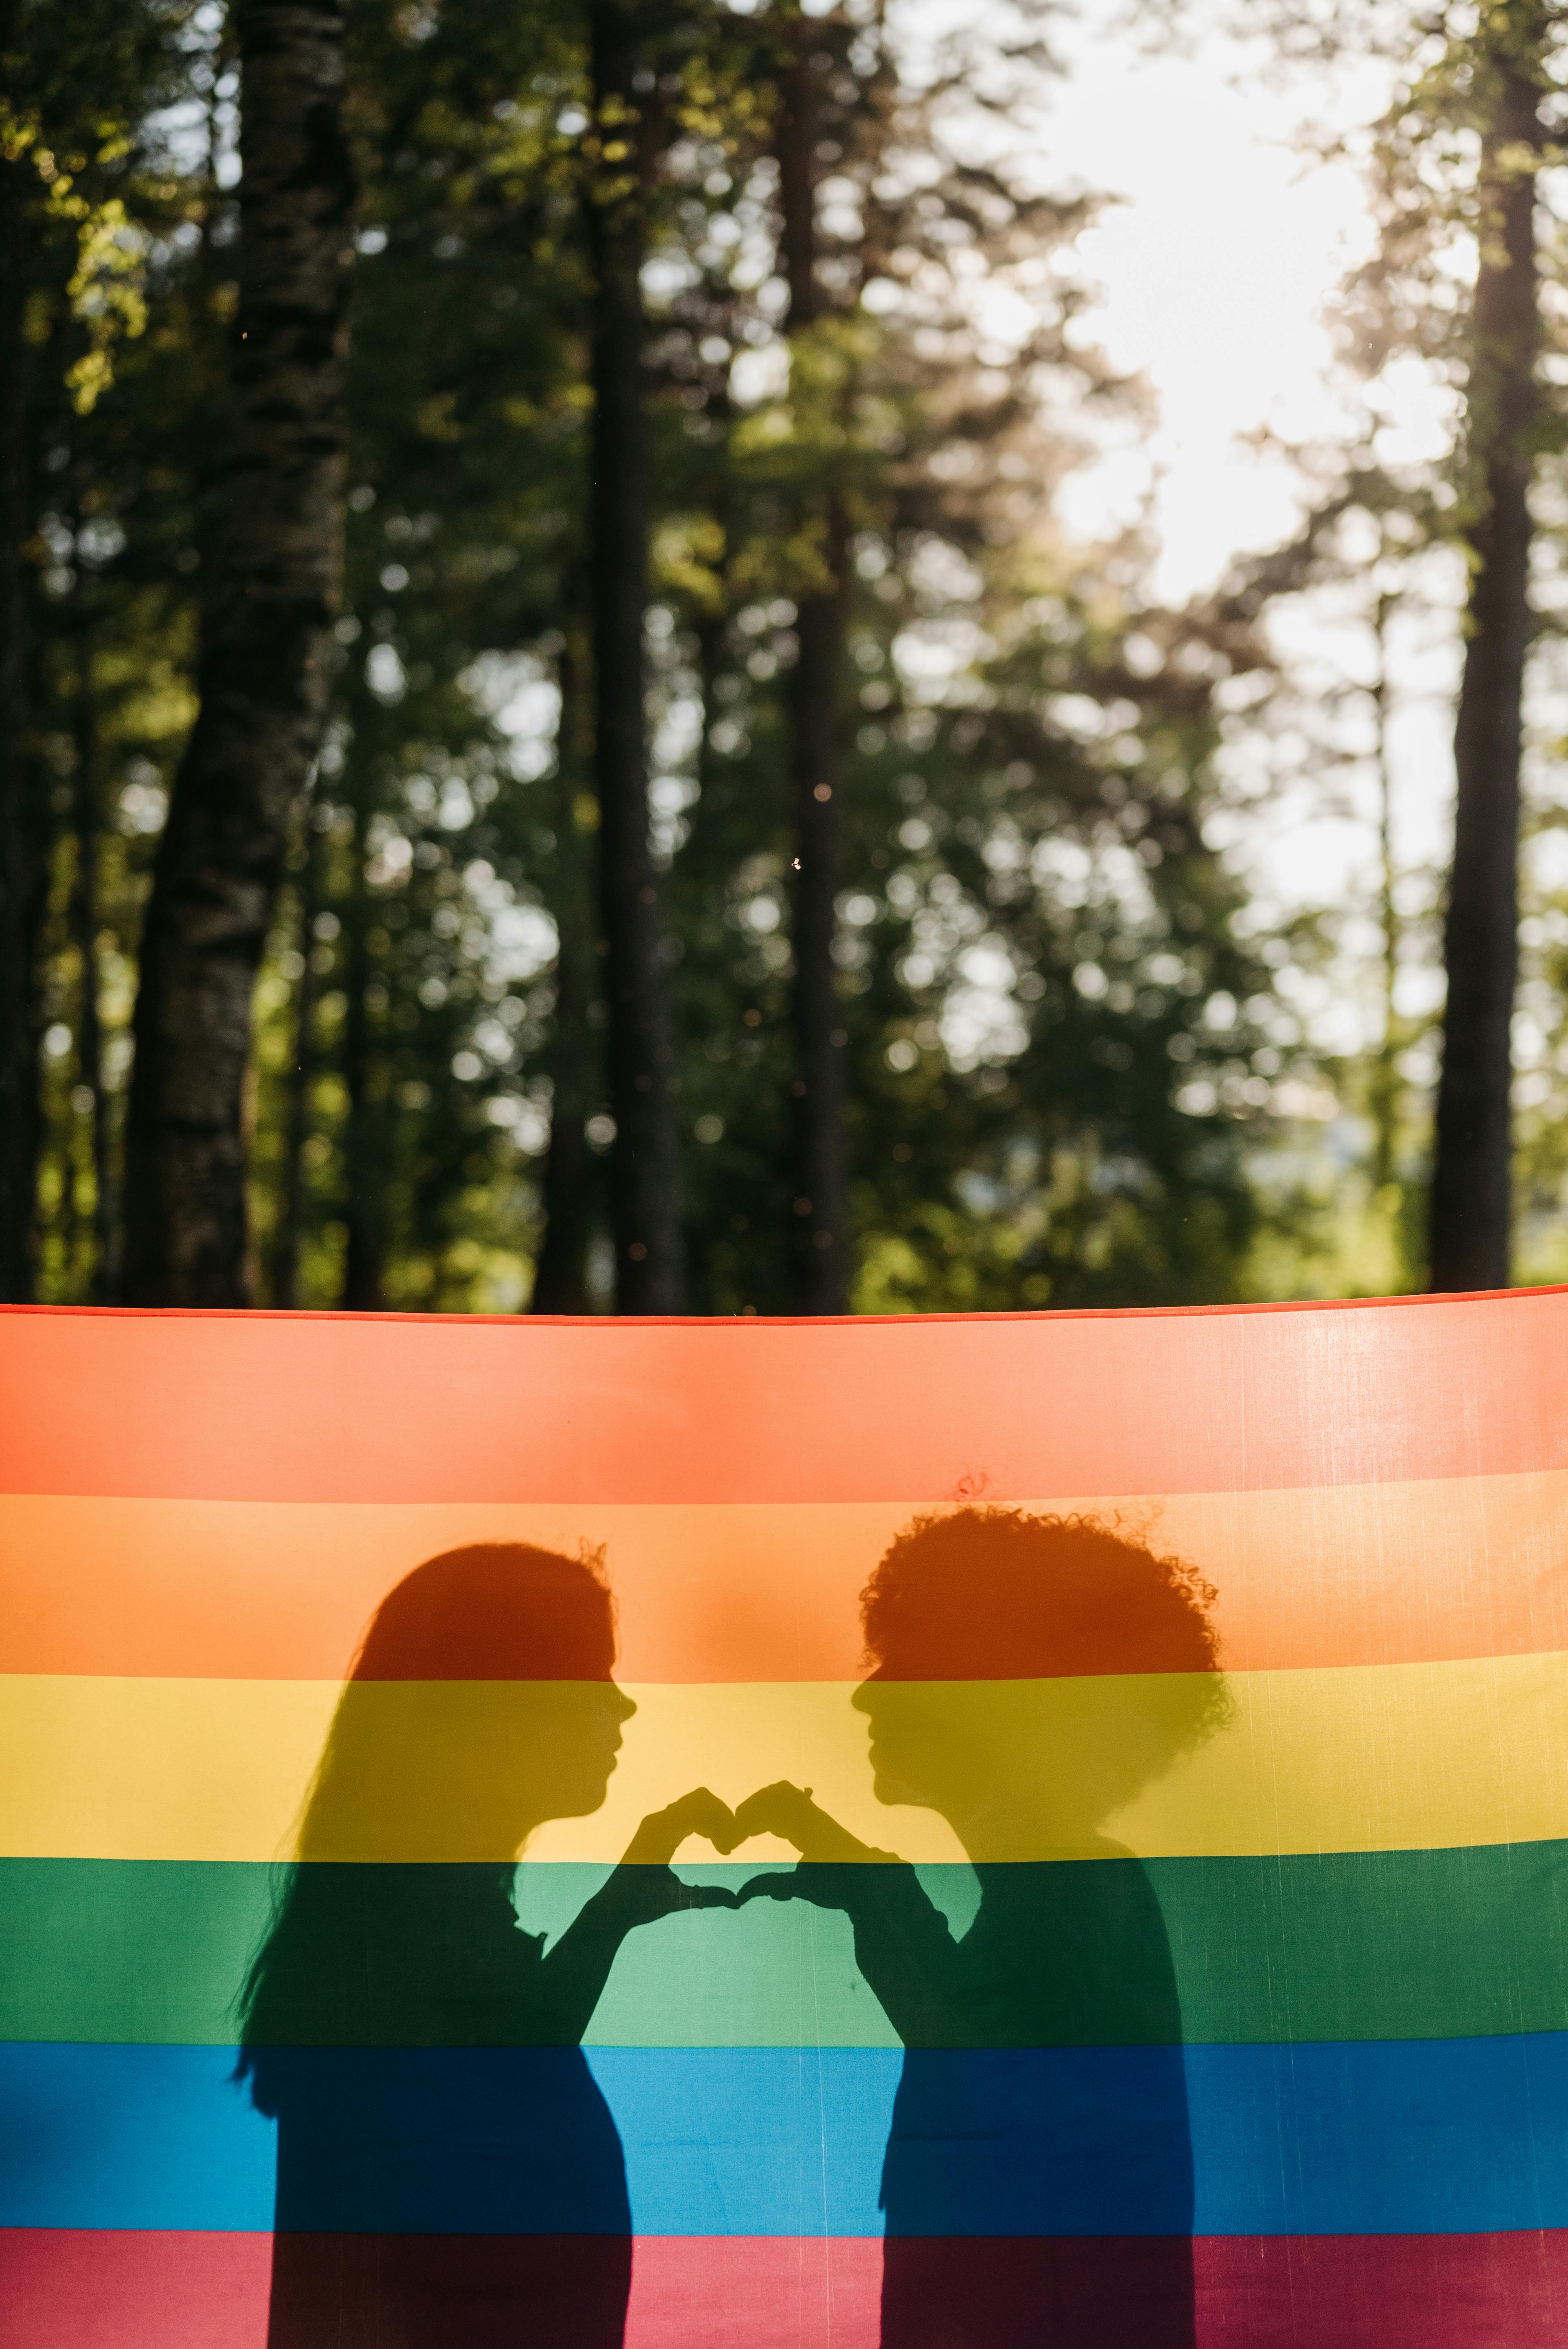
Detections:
237,1541,735,2349
735,1507,1228,2349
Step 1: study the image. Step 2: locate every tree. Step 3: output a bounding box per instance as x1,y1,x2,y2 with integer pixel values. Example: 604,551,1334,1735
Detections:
639,2,1289,1314
0,0,186,1301
0,0,40,1300
585,0,685,1311
14,0,1340,1318
121,0,353,1304
245,0,596,1315
1428,3,1547,1290
268,796,323,1309
776,7,850,1310
66,518,114,1294
338,758,387,1309
531,622,599,1312
1311,0,1561,1288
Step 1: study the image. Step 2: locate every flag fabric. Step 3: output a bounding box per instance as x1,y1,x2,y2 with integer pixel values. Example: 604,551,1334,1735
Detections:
3,1290,1568,2346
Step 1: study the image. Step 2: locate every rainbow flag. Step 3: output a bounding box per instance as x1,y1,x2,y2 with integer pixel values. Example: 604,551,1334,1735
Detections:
4,1291,1568,2346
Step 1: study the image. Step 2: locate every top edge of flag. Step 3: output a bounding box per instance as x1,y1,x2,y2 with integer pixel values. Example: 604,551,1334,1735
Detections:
2,1283,1558,1326
3,1287,1566,1504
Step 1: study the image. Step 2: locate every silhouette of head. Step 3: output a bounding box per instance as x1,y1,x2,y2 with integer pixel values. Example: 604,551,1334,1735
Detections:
294,1542,634,1863
851,1509,1226,1859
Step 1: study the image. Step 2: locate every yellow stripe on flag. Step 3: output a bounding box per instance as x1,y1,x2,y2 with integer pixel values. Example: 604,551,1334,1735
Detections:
2,1654,1566,1864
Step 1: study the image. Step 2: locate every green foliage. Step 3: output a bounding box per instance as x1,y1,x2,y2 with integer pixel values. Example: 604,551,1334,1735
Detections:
22,0,1345,1314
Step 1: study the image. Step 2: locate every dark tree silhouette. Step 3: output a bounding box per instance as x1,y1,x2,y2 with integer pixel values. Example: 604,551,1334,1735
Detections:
1429,10,1545,1292
533,630,599,1313
585,0,685,1312
0,0,40,1302
778,19,848,1310
122,0,353,1304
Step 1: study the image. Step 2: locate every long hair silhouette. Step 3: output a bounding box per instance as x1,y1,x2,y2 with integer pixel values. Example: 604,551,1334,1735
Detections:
239,1542,636,2349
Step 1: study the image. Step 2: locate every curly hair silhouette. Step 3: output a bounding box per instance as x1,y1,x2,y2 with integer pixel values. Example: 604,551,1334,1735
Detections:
736,1507,1229,2349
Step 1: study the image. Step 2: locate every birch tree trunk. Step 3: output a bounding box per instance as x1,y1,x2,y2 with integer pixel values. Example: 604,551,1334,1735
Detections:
779,25,848,1312
585,0,684,1312
1428,27,1541,1292
122,0,352,1305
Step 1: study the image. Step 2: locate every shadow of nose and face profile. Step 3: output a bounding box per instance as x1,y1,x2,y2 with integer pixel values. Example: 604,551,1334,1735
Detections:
238,1541,735,2349
738,1508,1228,2349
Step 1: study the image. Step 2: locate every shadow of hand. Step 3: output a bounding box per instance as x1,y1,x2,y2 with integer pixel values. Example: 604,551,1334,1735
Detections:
729,1780,898,1907
610,1786,742,1921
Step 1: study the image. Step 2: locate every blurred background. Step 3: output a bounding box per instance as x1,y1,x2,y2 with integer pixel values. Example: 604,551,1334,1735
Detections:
2,0,1563,1317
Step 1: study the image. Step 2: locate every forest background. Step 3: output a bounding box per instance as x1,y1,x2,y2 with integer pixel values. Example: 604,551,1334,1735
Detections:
5,0,1568,1318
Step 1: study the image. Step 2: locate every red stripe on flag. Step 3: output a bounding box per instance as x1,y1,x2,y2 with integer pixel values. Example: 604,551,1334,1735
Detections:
8,2232,1568,2347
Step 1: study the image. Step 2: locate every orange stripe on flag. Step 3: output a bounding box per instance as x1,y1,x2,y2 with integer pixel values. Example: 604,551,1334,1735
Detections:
4,1292,1568,1505
4,1471,1568,1681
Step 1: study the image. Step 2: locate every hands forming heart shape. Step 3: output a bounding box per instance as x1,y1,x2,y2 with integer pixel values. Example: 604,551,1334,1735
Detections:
620,1782,803,1864
618,1781,894,1919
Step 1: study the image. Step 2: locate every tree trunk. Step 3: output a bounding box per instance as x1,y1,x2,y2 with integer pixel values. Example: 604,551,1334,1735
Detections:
532,632,598,1313
585,0,684,1312
339,785,385,1311
692,360,733,816
121,0,352,1305
0,2,40,1303
270,805,322,1308
779,28,848,1311
70,594,112,1298
1428,38,1541,1293
1370,581,1399,1203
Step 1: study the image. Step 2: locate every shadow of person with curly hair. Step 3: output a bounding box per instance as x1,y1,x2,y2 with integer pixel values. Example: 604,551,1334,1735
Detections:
735,1508,1229,2349
236,1541,737,2349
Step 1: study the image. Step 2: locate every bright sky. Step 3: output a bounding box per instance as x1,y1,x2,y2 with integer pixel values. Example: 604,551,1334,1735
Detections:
1040,15,1389,598
1021,10,1474,1049
490,5,1461,1053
